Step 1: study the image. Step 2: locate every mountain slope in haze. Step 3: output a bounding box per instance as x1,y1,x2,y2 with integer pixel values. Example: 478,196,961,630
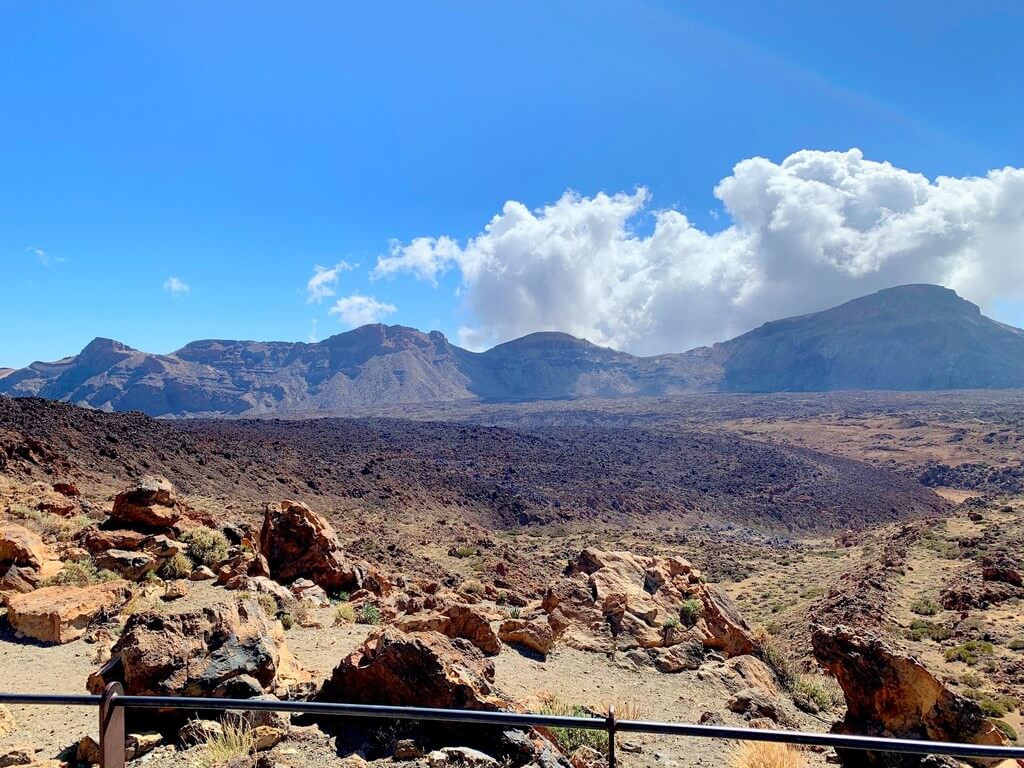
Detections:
2,284,1023,416
716,284,1024,392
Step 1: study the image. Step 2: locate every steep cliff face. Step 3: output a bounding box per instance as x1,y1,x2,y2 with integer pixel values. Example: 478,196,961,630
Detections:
3,285,1024,416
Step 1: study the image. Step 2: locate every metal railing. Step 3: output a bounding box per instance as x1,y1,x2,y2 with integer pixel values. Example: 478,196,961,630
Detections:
2,687,1023,768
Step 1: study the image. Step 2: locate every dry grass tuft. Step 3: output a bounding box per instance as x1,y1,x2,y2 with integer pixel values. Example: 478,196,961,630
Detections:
190,717,254,768
729,741,805,768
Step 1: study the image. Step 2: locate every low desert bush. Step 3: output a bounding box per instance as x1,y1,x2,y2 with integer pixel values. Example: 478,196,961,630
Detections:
43,514,91,542
536,699,608,754
729,741,805,768
662,616,681,630
505,606,522,620
994,720,1018,743
192,717,255,768
452,545,477,558
335,602,356,624
357,603,381,625
43,561,117,587
679,598,702,626
157,553,193,580
793,675,845,714
906,619,953,642
253,592,279,620
752,625,797,692
944,640,995,665
1009,638,1024,651
460,578,484,595
180,527,229,567
910,597,940,616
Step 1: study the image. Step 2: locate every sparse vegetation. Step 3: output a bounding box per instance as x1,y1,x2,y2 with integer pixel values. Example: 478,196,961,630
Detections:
906,619,952,642
1009,638,1024,651
729,741,806,768
994,720,1018,743
452,545,477,558
910,597,940,616
180,527,229,568
42,561,117,587
662,616,681,630
753,625,797,691
357,603,382,625
460,578,484,595
944,640,995,665
537,698,608,755
157,552,193,580
505,606,522,620
793,675,844,714
335,602,356,624
191,717,255,768
679,598,702,626
253,592,279,620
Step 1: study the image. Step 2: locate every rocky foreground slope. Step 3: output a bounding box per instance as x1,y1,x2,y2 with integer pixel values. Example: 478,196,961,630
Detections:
3,285,1023,417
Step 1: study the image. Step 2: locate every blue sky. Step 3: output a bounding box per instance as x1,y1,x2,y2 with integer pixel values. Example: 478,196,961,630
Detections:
3,1,1024,368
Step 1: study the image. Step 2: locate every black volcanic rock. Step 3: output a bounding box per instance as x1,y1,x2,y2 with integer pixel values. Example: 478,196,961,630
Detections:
717,285,1024,392
2,285,1024,416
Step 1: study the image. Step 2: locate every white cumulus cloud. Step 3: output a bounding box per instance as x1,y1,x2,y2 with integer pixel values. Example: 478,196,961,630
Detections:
163,276,190,294
375,148,1024,354
306,261,357,303
328,294,397,327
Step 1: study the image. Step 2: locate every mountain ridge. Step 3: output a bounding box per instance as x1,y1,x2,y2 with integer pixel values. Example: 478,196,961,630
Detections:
3,284,1023,416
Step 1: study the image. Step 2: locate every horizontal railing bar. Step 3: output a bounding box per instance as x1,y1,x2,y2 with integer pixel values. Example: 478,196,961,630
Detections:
2,692,1023,760
0,693,100,706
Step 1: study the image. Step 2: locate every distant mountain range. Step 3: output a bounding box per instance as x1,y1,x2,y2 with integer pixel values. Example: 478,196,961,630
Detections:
3,284,1023,417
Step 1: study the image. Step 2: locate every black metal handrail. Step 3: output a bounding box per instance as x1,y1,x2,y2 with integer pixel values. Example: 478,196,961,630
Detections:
3,689,1023,768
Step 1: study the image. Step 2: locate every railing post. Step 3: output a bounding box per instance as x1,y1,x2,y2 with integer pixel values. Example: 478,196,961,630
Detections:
606,704,617,768
99,682,125,768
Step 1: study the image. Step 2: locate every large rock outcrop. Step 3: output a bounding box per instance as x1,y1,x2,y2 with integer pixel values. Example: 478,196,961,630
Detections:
542,549,755,660
317,629,566,767
0,523,52,572
811,624,1009,766
87,598,309,702
109,476,182,530
6,581,132,644
395,603,502,655
258,500,370,593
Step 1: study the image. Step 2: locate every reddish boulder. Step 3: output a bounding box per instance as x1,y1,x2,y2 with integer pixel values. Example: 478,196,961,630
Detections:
981,552,1022,587
81,528,147,555
88,597,309,699
110,476,182,530
0,523,50,571
319,628,508,710
396,603,501,655
812,624,1008,767
259,500,369,593
6,581,132,644
498,618,554,656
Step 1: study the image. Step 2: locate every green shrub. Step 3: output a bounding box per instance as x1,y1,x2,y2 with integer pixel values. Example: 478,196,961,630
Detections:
680,598,702,626
537,700,608,754
944,640,995,665
333,590,351,603
357,603,381,625
910,598,940,616
279,612,294,630
335,603,356,624
43,561,117,587
158,552,193,580
180,527,229,567
505,606,522,620
793,675,845,714
662,616,681,630
994,720,1018,743
452,545,477,558
906,620,952,642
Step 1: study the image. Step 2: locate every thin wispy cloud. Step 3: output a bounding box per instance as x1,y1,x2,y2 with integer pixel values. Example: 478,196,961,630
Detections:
306,261,357,303
27,247,65,267
163,276,191,295
328,294,397,327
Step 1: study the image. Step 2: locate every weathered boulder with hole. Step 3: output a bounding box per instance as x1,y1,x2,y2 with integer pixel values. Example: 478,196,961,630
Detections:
541,549,755,662
87,597,309,728
318,628,568,767
5,580,132,644
259,500,384,594
812,624,1009,767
